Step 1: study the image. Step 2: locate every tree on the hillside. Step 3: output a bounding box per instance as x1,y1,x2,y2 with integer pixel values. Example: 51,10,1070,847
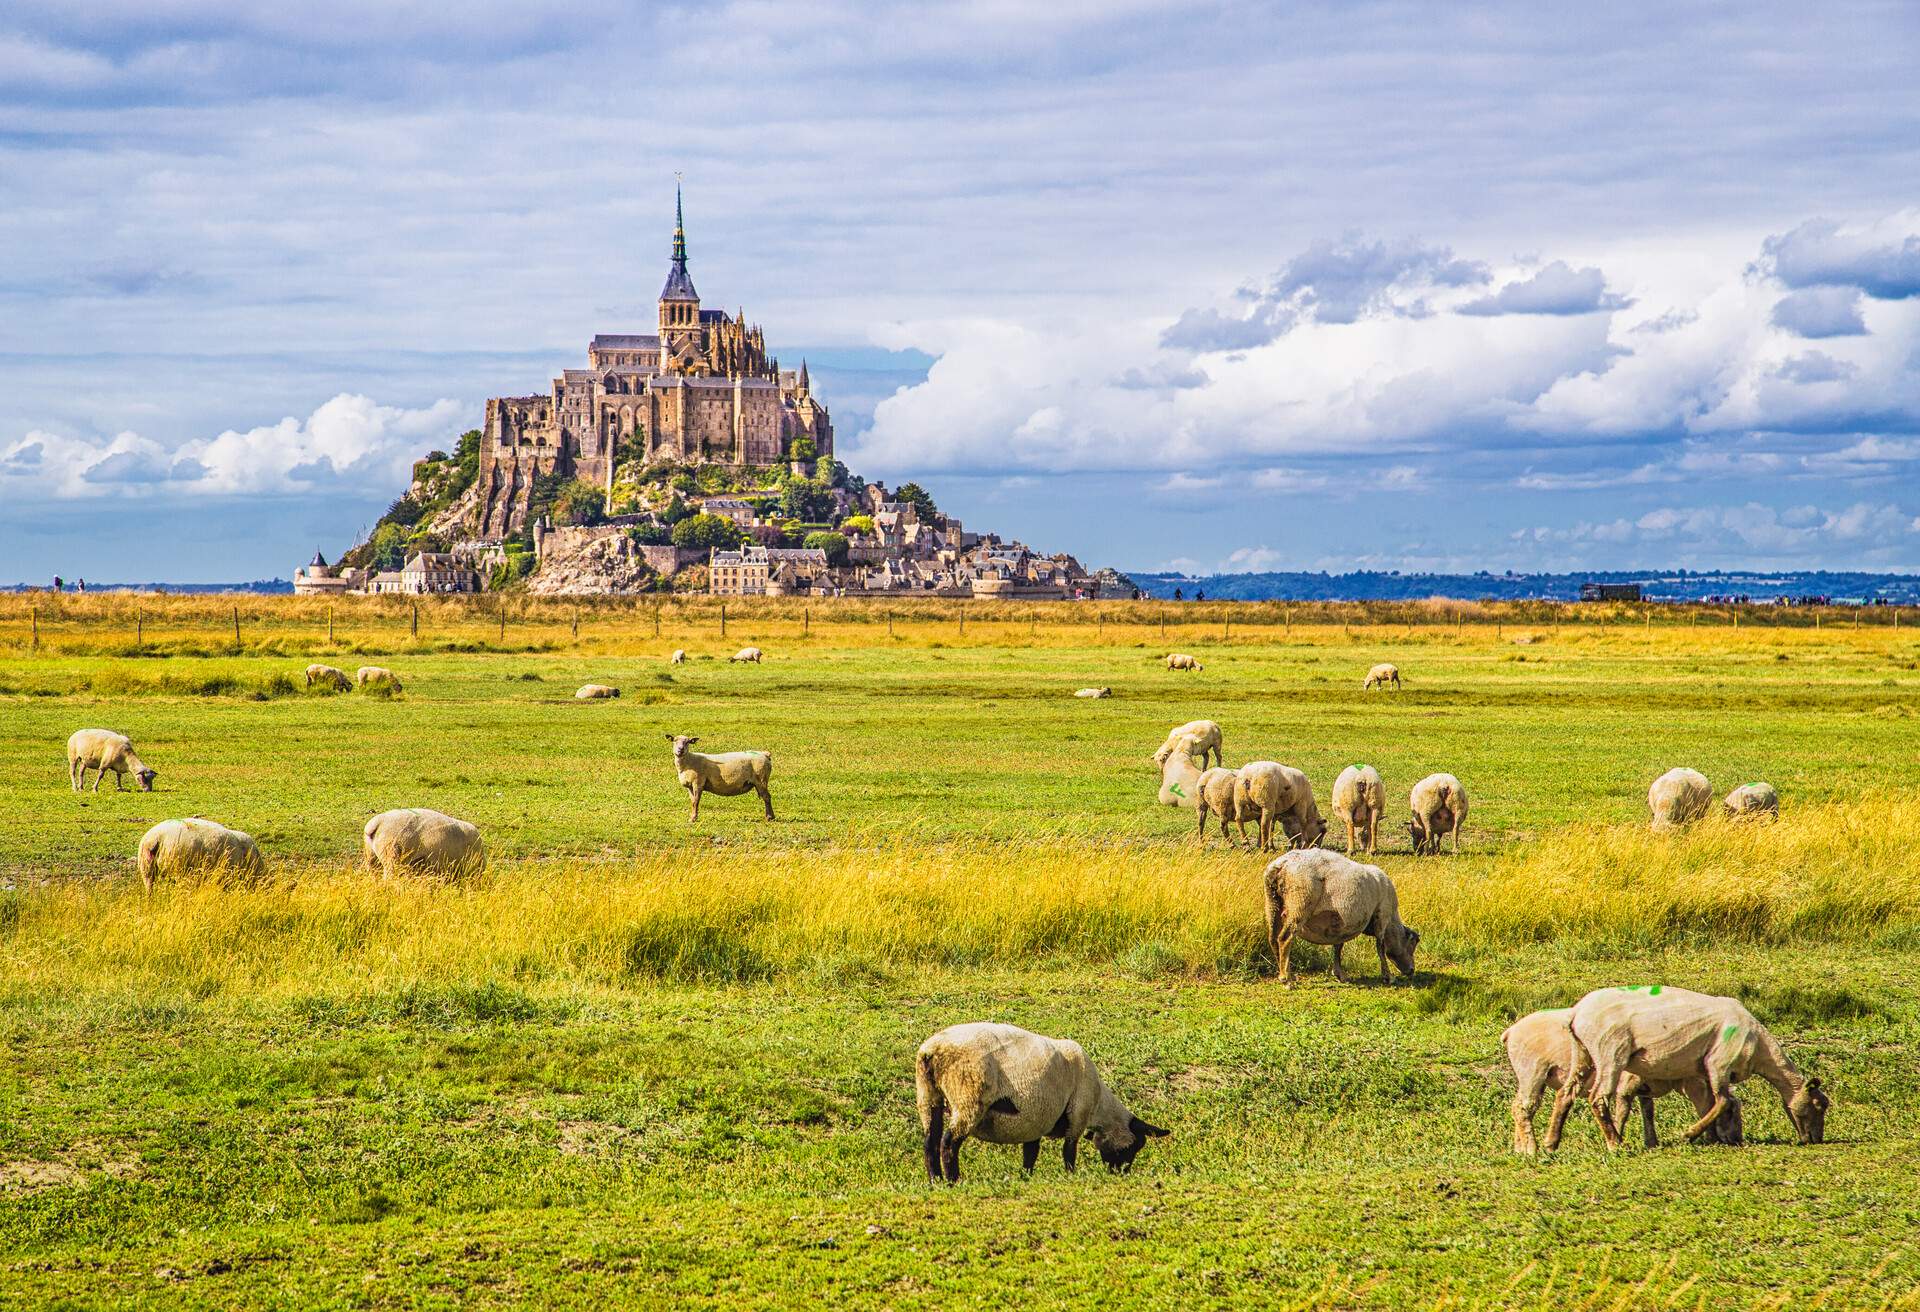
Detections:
550,478,607,527
894,482,938,518
789,435,817,461
802,531,849,566
839,513,875,537
670,513,747,551
778,479,833,522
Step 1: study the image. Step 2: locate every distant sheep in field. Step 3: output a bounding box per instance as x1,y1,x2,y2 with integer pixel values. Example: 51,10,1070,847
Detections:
670,649,687,665
1649,768,1712,831
1331,764,1385,855
1502,1007,1743,1156
1235,761,1325,851
1263,848,1418,985
67,729,156,793
915,1021,1168,1183
667,733,775,823
1152,720,1222,771
1164,652,1203,671
362,808,485,878
305,663,351,692
1363,662,1401,690
356,666,403,692
1723,781,1779,819
575,684,621,700
137,818,266,892
1073,687,1112,699
1407,772,1468,855
729,647,764,664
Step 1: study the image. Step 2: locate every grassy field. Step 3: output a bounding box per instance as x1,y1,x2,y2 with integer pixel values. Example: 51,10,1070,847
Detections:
2,596,1919,1308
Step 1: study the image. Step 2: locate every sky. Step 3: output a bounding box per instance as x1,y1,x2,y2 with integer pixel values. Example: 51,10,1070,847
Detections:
3,1,1919,582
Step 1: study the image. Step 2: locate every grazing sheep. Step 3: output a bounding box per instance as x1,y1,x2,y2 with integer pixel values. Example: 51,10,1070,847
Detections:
729,647,763,664
1152,720,1222,771
1549,985,1829,1152
1164,653,1203,671
1073,687,1112,699
1363,662,1402,690
1263,848,1418,985
1156,737,1206,808
1194,767,1253,846
1235,761,1326,851
667,733,775,823
1331,764,1385,856
1649,768,1712,830
1407,772,1468,855
304,663,351,692
670,649,687,665
1723,781,1779,819
362,808,486,878
356,665,403,692
66,729,156,793
1502,1007,1743,1156
575,683,621,700
915,1021,1168,1183
136,818,266,892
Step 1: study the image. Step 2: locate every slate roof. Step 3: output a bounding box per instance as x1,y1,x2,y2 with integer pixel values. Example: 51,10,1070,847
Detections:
591,334,661,350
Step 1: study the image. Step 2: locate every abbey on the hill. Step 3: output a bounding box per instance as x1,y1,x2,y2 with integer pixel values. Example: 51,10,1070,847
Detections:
478,189,833,535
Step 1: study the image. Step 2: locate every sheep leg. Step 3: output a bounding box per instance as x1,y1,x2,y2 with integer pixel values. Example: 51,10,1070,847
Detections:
1637,1089,1659,1148
1682,1070,1735,1143
1061,1136,1078,1174
1513,1070,1548,1156
758,785,775,821
92,767,105,793
1450,814,1461,854
1274,929,1296,985
1375,935,1390,984
1021,1140,1040,1174
1546,1042,1594,1152
687,783,701,825
1234,814,1250,846
923,1102,946,1183
939,1132,961,1183
1328,940,1349,983
1586,1067,1625,1151
1344,817,1355,855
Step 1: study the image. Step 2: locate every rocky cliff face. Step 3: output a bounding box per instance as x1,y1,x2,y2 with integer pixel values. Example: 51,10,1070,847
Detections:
524,533,659,595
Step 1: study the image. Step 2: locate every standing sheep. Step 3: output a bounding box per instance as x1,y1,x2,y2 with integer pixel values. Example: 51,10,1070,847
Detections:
1331,765,1385,855
1263,848,1419,985
67,729,156,793
575,684,621,700
1649,768,1712,830
667,734,775,823
362,808,486,878
304,663,351,692
1152,720,1222,771
1164,653,1203,671
670,649,687,665
1363,663,1402,690
1156,737,1206,808
356,666,403,692
1723,781,1779,819
1502,1006,1743,1156
136,818,266,892
915,1021,1168,1183
1194,767,1252,846
1549,986,1829,1151
729,647,764,664
1407,772,1468,855
1236,761,1326,851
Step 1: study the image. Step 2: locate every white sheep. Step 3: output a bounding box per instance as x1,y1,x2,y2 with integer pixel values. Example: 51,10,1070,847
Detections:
1164,653,1203,671
1502,1006,1743,1156
362,808,486,878
1550,985,1829,1151
1194,767,1252,846
1152,720,1222,771
1331,764,1385,855
136,818,266,892
1363,662,1402,690
670,649,687,665
667,733,775,823
1156,736,1206,808
1723,781,1779,819
1407,772,1468,855
1235,761,1326,851
1073,687,1112,699
67,729,156,793
575,684,621,699
1263,848,1418,985
915,1021,1168,1182
356,665,403,692
729,647,763,664
304,663,351,692
1649,768,1712,830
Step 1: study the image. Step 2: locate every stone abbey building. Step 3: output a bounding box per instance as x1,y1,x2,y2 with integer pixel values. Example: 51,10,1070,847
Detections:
478,190,832,535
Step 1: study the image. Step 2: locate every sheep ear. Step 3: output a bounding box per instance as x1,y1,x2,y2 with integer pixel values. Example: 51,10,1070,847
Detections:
1806,1076,1823,1092
1130,1116,1169,1138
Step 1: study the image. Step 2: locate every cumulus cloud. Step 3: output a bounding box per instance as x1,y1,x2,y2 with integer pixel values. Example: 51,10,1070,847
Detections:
1519,500,1917,558
1771,287,1867,338
0,394,466,499
1760,217,1920,299
1456,261,1632,316
1771,352,1858,384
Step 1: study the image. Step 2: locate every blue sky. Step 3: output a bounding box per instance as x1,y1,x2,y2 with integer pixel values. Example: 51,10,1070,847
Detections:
3,2,1919,581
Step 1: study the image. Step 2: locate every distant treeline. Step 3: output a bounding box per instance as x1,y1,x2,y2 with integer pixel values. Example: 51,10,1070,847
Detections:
1,580,294,595
1129,569,1920,604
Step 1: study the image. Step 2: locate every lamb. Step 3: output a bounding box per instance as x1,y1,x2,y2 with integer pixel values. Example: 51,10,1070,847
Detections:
1549,985,1829,1152
1502,1007,1743,1156
1723,781,1779,819
356,665,403,692
1156,736,1206,808
1331,764,1385,855
1363,662,1401,690
729,647,763,664
1194,767,1252,846
1407,772,1468,855
304,663,351,692
915,1021,1168,1183
1152,720,1222,771
667,733,775,823
670,649,687,665
1263,848,1418,985
361,808,486,878
1164,653,1203,671
1235,761,1326,851
67,729,156,793
136,818,266,892
575,684,621,699
1649,767,1712,830
1073,687,1112,699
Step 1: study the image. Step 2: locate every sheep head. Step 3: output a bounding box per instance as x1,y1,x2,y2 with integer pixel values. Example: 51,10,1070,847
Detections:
136,767,157,791
666,734,700,755
1385,924,1420,979
1092,1116,1169,1173
1790,1077,1830,1145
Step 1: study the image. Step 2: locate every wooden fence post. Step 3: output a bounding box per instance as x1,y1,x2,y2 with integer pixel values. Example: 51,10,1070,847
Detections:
804,607,810,636
328,605,335,644
888,612,894,637
959,607,965,636
571,607,579,639
232,605,241,647
31,606,39,651
720,604,727,637
499,605,507,642
412,601,420,637
1286,609,1292,636
654,605,660,638
135,610,143,647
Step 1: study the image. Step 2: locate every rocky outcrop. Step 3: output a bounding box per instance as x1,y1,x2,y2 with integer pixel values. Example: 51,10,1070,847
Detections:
525,532,660,595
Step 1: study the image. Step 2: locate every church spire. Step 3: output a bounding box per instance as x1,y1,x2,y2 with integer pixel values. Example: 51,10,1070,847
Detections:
659,181,699,304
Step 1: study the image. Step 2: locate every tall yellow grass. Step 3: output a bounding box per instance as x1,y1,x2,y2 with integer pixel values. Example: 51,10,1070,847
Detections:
3,800,1915,1002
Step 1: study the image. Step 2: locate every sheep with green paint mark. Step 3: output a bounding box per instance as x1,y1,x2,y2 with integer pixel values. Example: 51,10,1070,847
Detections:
1723,781,1779,819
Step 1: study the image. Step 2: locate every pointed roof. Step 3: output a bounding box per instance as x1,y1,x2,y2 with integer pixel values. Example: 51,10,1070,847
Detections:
798,359,811,392
660,184,699,303
309,549,328,568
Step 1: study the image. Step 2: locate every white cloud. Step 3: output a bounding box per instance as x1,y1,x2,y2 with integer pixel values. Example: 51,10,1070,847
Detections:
1222,545,1286,571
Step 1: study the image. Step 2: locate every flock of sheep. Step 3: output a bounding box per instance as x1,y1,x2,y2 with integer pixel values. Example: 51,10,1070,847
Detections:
60,645,1827,1183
